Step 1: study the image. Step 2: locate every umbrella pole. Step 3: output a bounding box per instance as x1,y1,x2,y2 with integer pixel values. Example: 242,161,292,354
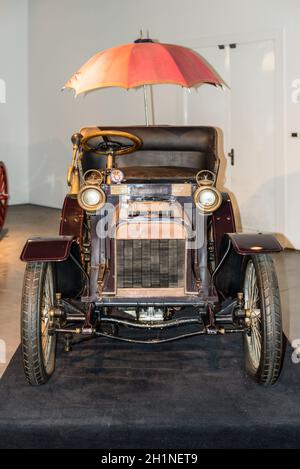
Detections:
143,85,149,126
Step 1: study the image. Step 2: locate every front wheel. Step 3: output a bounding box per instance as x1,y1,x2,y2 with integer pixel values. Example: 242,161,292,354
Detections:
243,254,283,385
21,262,57,385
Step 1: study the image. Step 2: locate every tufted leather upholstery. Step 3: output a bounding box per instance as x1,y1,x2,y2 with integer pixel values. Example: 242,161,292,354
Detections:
80,126,219,181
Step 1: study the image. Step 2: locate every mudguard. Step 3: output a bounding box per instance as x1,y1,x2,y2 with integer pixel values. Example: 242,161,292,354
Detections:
225,232,282,255
213,232,282,299
59,195,84,239
20,236,74,262
20,236,85,298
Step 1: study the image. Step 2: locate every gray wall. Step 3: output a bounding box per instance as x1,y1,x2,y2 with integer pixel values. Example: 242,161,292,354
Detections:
27,0,300,248
2,0,300,247
0,0,28,204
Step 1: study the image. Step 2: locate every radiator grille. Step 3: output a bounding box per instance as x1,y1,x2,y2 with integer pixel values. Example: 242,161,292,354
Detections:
117,239,185,288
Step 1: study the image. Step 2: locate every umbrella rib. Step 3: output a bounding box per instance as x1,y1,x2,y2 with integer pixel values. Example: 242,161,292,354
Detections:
157,44,188,87
157,44,226,88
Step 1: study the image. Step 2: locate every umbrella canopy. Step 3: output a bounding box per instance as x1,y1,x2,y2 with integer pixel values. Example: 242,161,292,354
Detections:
64,39,225,95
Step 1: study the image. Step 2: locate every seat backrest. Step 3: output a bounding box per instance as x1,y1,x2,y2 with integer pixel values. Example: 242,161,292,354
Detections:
80,125,219,174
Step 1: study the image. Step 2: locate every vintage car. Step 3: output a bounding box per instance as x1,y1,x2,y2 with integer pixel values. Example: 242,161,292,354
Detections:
20,126,284,386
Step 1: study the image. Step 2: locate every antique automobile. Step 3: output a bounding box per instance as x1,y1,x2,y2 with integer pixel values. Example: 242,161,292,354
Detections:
20,126,283,386
0,161,8,231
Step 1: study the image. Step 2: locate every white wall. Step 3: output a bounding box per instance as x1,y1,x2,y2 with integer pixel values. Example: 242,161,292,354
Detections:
0,0,28,204
26,0,300,247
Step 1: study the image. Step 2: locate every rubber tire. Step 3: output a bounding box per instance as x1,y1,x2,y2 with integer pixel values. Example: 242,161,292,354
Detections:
243,254,283,386
21,262,57,385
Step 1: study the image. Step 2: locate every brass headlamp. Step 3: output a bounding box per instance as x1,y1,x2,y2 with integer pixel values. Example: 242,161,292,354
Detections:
67,133,82,197
77,169,106,213
77,185,106,213
194,170,222,214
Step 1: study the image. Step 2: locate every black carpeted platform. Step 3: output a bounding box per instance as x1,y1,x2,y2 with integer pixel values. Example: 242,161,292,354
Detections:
0,335,299,449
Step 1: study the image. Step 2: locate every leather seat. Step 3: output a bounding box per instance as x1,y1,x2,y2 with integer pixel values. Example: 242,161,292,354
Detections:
80,126,219,181
123,166,197,181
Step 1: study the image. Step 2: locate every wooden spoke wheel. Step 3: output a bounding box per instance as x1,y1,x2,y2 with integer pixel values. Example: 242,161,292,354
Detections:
243,254,283,385
0,162,8,230
21,262,57,385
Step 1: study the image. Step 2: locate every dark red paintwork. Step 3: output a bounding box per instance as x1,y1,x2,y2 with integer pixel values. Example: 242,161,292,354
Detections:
227,232,282,255
59,196,84,241
20,236,74,262
211,193,236,262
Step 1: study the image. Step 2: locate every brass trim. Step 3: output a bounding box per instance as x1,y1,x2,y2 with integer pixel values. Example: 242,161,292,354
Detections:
195,170,216,187
68,168,80,196
81,130,142,156
171,184,192,197
193,186,222,214
67,135,82,195
77,185,106,213
67,146,78,187
116,288,186,298
96,263,107,296
83,169,104,185
106,152,113,185
110,185,128,195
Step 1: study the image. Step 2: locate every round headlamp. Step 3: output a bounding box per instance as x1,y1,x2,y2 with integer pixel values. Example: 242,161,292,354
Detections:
77,185,106,212
194,186,222,213
110,168,125,184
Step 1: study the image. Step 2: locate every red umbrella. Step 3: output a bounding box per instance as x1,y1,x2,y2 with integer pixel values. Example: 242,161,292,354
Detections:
64,38,226,124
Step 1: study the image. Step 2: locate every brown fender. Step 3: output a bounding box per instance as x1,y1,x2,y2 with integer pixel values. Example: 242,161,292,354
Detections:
59,195,85,241
211,193,236,263
213,233,282,299
225,232,282,255
20,236,74,262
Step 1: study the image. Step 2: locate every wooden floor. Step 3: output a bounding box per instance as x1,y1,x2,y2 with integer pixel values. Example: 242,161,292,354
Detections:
0,204,299,378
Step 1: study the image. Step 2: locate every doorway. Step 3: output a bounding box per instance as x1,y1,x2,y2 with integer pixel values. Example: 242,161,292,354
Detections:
153,35,284,239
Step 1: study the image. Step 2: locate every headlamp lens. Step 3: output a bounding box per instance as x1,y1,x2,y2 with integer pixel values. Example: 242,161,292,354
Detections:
82,188,101,206
194,187,222,213
78,186,106,212
199,189,217,207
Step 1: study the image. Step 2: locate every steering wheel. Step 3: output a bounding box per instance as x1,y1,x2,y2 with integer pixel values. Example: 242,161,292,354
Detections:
81,130,142,156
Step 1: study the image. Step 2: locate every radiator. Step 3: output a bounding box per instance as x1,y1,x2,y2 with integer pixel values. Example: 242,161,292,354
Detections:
117,239,186,289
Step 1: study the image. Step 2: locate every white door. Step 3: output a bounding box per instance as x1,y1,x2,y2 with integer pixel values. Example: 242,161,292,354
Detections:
153,40,278,235
152,44,231,191
228,40,276,233
151,45,230,132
